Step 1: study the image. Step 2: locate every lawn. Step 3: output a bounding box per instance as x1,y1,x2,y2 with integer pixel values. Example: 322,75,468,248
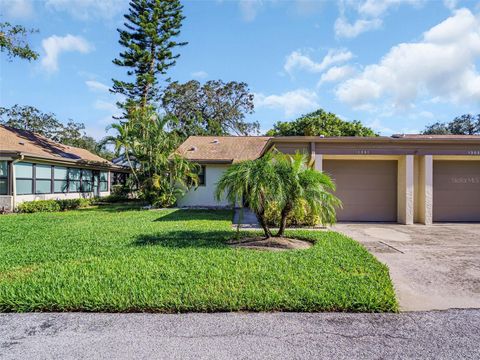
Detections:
0,205,398,312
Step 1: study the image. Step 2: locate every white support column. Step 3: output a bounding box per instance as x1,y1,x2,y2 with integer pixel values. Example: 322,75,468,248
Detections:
398,155,414,224
418,155,433,225
315,153,323,172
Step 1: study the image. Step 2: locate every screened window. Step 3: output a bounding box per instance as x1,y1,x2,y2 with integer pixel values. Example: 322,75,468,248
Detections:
54,166,68,193
0,161,7,195
15,162,33,195
99,171,108,192
35,164,52,194
81,169,93,192
68,168,81,193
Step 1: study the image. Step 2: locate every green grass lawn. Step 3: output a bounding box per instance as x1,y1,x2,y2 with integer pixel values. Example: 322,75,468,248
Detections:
0,205,398,312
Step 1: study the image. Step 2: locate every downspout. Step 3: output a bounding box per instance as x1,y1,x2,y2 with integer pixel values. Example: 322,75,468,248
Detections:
11,154,24,211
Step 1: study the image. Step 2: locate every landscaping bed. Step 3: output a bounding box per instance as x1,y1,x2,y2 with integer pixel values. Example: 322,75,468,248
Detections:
0,205,398,312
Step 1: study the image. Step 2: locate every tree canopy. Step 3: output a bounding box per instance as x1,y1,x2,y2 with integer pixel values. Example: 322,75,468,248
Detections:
162,80,258,138
423,114,480,135
111,0,187,111
0,105,113,159
0,22,38,61
266,109,377,137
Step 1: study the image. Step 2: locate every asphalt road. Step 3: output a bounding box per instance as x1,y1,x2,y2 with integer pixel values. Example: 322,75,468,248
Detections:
1,310,479,359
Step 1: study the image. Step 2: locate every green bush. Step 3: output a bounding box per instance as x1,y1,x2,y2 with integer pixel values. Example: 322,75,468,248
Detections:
264,199,321,227
17,200,61,213
17,198,92,213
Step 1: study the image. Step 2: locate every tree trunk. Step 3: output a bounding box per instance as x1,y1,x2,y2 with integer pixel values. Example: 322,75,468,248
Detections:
257,211,272,238
277,203,292,237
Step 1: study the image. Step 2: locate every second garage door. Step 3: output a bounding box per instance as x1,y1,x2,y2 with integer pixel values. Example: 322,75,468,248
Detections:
323,160,398,222
433,161,480,222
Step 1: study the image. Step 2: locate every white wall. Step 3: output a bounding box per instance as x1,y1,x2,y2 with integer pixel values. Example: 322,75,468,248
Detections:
177,164,231,207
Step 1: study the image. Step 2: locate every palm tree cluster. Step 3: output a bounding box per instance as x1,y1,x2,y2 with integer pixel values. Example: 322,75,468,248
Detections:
215,152,341,238
101,106,198,207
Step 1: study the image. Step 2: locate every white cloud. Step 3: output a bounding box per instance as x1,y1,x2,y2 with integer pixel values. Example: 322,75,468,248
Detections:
45,0,125,20
255,89,319,117
335,0,423,38
41,34,93,73
94,100,117,113
239,0,263,22
191,71,208,79
443,0,458,11
336,9,480,109
334,17,382,38
86,80,110,93
318,65,356,85
0,0,34,19
284,49,353,75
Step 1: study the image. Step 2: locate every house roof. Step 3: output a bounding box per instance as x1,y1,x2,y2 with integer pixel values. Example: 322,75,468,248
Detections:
176,136,271,163
0,125,119,169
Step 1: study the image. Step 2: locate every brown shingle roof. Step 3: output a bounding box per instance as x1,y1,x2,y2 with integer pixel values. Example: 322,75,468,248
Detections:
176,136,271,163
0,125,114,167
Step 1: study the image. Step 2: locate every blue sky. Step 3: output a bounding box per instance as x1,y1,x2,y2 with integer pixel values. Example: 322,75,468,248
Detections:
1,0,479,139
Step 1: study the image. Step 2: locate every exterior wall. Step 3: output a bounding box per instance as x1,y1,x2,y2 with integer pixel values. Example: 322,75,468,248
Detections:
177,164,230,208
416,155,433,225
397,155,414,224
0,195,13,211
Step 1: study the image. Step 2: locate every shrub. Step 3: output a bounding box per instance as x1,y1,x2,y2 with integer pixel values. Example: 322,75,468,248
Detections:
264,199,321,227
17,200,61,213
17,198,92,213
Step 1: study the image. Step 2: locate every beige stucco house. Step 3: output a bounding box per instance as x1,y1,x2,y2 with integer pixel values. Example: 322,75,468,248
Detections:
176,134,480,225
0,125,130,212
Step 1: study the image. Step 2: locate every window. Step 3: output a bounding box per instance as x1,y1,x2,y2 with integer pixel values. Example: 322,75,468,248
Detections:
197,165,206,186
81,169,93,192
99,171,108,192
54,167,68,193
15,162,33,195
0,161,7,195
35,164,52,194
68,168,81,193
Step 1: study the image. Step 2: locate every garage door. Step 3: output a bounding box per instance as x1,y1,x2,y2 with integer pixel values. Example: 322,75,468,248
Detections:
433,161,480,222
323,160,398,222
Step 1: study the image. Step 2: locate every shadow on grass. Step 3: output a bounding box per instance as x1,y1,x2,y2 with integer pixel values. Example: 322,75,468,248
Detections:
131,230,235,249
153,209,233,222
79,202,147,213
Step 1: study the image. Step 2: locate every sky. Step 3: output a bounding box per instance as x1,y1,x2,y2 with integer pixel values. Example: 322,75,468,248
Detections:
0,0,479,139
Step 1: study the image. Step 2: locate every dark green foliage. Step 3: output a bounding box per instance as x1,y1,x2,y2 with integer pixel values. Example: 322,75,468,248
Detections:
0,206,398,312
266,109,377,137
162,80,258,137
0,105,113,159
112,0,187,110
423,114,480,135
16,198,92,213
264,199,320,227
0,22,38,61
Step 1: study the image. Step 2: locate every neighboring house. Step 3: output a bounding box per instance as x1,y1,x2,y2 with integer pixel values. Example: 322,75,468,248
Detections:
0,125,130,212
176,134,480,224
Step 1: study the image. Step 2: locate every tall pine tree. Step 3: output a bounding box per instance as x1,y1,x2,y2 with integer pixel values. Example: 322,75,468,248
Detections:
112,0,186,112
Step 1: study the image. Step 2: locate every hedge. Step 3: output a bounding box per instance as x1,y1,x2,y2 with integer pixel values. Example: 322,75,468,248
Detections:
17,198,92,213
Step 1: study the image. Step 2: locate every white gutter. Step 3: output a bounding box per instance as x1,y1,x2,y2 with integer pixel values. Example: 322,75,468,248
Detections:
11,154,24,210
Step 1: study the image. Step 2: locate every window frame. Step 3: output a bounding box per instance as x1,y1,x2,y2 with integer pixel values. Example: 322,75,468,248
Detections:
15,162,34,195
0,161,8,195
197,165,206,186
54,166,69,194
34,164,53,195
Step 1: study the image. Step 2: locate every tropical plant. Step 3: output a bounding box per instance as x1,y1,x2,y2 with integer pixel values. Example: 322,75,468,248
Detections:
101,106,198,206
215,152,341,238
273,152,341,236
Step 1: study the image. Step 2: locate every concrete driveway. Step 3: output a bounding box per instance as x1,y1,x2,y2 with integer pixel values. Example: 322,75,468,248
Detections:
332,224,480,312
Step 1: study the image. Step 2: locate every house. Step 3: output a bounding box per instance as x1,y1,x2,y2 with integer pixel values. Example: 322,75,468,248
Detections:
176,134,480,224
0,125,130,212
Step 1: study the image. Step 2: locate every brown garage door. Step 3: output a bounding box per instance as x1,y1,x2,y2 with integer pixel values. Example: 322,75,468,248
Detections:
433,161,480,222
323,160,398,222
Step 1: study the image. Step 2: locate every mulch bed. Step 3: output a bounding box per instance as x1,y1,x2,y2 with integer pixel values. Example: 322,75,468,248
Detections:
227,236,313,251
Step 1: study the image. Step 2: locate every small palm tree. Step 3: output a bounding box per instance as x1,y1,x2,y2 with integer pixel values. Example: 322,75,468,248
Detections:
215,152,341,239
274,152,341,237
215,153,282,238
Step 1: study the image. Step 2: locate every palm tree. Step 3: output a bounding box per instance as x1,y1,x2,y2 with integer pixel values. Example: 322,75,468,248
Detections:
274,152,341,237
215,153,282,238
215,152,341,239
